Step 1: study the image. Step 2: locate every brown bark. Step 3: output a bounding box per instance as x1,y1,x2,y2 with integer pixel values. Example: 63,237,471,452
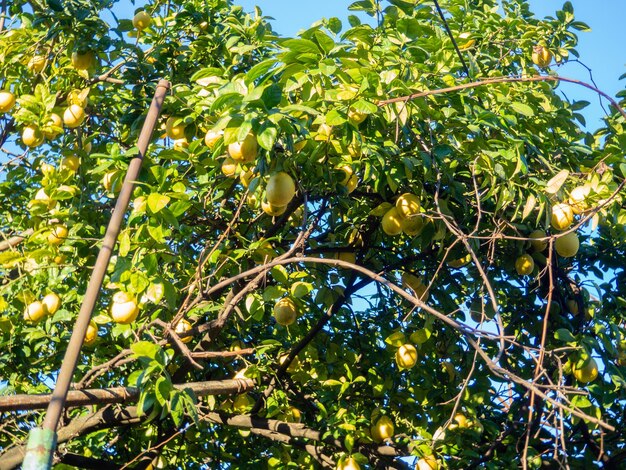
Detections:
0,405,141,470
0,229,33,252
0,379,254,412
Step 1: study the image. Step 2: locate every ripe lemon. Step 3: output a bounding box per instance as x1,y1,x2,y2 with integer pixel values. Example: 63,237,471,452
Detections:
40,163,55,176
396,193,420,219
32,188,56,209
0,91,16,113
347,107,368,125
371,415,394,443
204,130,223,149
227,133,258,162
221,157,238,177
24,301,47,322
396,344,418,369
266,172,296,206
71,51,96,70
555,232,579,258
174,319,193,343
28,55,46,73
274,297,298,326
173,138,188,150
532,45,552,68
402,272,423,293
84,321,98,345
416,455,439,470
42,293,61,315
43,113,63,139
132,10,152,30
381,207,403,236
22,125,44,147
337,457,361,470
573,356,598,383
344,174,358,194
338,166,358,193
401,216,424,236
515,254,534,275
246,192,260,208
551,203,574,231
404,280,426,301
282,406,302,423
335,251,356,264
261,199,287,216
102,171,123,193
338,164,353,182
111,291,139,324
63,104,86,128
60,156,80,172
568,186,590,214
165,117,185,139
239,169,255,188
529,230,547,252
451,413,469,429
314,123,332,141
232,393,254,413
48,225,68,246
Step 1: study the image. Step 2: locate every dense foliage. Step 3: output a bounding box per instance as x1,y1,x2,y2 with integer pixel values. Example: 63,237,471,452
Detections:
1,0,625,468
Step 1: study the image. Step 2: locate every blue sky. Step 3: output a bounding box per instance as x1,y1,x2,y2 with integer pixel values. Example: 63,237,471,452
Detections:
238,0,626,131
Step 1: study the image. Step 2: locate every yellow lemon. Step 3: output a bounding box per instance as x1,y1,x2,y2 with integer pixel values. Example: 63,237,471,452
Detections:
0,91,16,113
551,203,574,231
133,10,152,30
266,172,296,207
555,232,579,258
381,207,403,236
515,254,534,275
274,297,298,326
395,344,418,369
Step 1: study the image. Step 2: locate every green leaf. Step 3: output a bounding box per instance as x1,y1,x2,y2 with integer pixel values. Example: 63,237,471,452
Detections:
522,194,537,220
257,124,277,150
261,84,282,108
370,202,393,216
545,170,569,194
384,331,406,347
510,102,534,117
271,265,289,285
313,30,335,53
147,193,170,213
155,376,172,405
290,281,313,298
322,379,343,387
281,104,320,116
170,391,185,427
131,341,160,360
350,99,378,114
410,328,431,345
326,109,346,125
554,328,576,343
326,17,342,34
281,38,320,55
244,59,277,85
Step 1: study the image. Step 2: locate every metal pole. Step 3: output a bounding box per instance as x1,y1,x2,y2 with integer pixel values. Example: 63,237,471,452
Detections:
22,79,170,470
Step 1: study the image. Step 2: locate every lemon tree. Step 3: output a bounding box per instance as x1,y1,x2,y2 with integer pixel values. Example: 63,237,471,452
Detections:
1,0,626,468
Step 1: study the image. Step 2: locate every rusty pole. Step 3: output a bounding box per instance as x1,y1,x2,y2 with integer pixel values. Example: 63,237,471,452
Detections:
22,80,170,470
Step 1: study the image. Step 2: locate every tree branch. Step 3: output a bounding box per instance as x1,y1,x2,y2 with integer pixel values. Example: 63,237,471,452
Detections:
0,229,33,252
0,379,254,412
